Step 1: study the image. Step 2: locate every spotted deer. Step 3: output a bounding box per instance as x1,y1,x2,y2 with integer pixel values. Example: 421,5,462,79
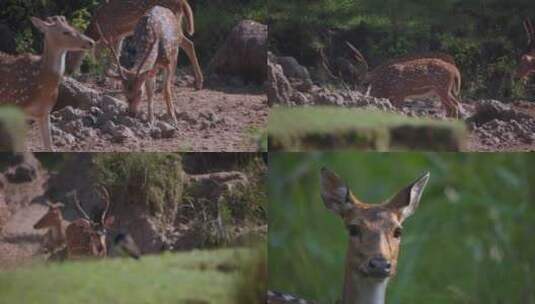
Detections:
66,0,203,90
99,6,183,125
33,202,68,254
65,187,115,259
0,16,95,151
342,42,462,118
268,168,430,304
515,18,535,81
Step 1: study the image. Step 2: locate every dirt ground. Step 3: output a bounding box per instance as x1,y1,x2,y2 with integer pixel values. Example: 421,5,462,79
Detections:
25,75,268,152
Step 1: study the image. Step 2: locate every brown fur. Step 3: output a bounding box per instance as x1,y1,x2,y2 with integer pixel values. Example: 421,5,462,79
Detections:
33,204,67,253
320,168,429,304
346,42,462,118
515,19,535,80
65,219,107,258
66,0,203,90
0,16,94,150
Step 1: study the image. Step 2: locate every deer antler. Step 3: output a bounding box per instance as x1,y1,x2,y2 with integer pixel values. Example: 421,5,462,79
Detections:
71,191,91,221
345,41,369,71
319,47,339,80
524,18,535,50
95,20,127,81
97,185,111,223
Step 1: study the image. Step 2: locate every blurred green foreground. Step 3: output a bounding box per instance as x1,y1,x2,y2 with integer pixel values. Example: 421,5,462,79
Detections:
268,153,535,304
0,247,265,304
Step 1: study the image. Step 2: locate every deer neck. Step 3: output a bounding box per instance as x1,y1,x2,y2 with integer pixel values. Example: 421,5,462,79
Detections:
41,39,66,82
342,248,388,304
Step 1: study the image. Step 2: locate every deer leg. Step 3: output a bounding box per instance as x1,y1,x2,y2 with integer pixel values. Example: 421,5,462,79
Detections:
163,66,178,126
447,92,460,119
437,91,457,119
179,37,204,90
145,76,156,126
39,114,54,151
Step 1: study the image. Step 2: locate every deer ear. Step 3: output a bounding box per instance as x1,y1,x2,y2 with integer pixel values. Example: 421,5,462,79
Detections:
320,167,356,216
30,17,52,32
386,172,430,222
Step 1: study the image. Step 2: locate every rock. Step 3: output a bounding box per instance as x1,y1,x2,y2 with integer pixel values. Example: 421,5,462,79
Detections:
176,111,197,124
208,20,267,83
292,92,310,105
156,121,176,138
56,77,101,111
111,125,136,143
102,120,117,135
266,53,294,106
274,56,313,89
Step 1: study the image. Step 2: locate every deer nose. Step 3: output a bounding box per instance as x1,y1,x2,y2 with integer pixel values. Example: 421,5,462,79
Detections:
368,257,391,276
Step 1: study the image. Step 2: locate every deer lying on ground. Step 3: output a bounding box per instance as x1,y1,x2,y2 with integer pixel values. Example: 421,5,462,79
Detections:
65,187,115,259
99,6,183,125
268,168,430,304
339,42,462,118
0,16,95,151
66,0,203,90
515,18,535,81
33,202,68,254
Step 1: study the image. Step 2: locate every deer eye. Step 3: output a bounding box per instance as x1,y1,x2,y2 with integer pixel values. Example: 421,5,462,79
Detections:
393,227,402,239
347,224,360,237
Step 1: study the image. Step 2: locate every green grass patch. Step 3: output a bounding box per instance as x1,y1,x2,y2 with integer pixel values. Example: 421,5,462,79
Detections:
0,106,26,152
268,107,466,151
0,248,263,304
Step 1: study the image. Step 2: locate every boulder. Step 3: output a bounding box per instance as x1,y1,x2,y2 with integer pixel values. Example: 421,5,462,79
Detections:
55,77,102,111
266,54,293,106
208,20,267,84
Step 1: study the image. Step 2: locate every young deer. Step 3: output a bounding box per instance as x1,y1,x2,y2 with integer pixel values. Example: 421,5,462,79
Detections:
344,42,462,118
515,18,535,81
268,168,430,304
99,6,182,125
65,187,115,259
66,0,203,90
0,16,95,151
33,202,68,253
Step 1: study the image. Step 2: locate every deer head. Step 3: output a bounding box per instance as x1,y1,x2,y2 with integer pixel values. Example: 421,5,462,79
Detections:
33,202,65,230
95,21,158,115
516,18,535,80
320,168,429,283
31,16,94,52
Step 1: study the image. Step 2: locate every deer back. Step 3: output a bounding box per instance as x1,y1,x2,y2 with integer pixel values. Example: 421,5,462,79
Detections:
0,54,42,107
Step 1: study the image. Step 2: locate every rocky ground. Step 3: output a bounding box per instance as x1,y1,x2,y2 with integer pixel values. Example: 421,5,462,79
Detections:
25,72,267,152
267,53,535,152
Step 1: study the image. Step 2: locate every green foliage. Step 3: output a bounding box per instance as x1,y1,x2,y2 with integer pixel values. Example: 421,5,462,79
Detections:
268,153,535,304
0,248,259,304
92,153,183,216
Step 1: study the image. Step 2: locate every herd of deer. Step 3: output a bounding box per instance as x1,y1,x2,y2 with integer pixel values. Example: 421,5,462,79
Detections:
0,0,203,151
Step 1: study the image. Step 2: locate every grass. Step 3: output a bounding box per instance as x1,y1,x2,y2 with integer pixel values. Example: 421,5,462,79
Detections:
0,106,26,152
268,107,466,151
268,153,535,304
0,248,262,304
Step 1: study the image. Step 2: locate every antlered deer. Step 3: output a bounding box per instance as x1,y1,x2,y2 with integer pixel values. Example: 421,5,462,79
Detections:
515,18,535,80
343,42,462,118
99,6,183,125
268,168,430,304
0,16,95,151
65,187,115,259
66,0,203,90
33,202,68,253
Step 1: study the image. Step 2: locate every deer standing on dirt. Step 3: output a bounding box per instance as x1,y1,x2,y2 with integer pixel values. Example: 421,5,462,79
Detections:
33,202,68,254
0,16,95,151
515,18,535,81
268,168,430,304
342,42,462,118
65,187,115,259
66,0,203,90
99,6,183,125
